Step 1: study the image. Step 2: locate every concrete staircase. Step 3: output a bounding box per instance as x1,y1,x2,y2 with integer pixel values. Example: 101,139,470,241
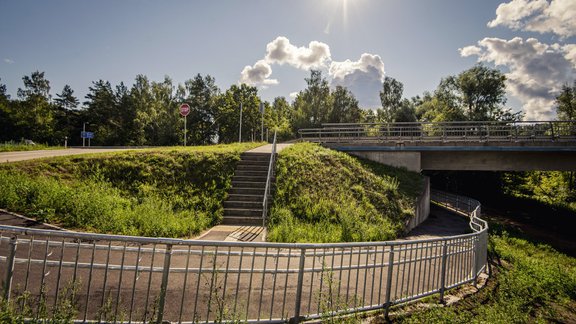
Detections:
223,152,273,226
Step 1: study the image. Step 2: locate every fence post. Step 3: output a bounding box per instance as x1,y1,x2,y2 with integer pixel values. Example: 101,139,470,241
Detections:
3,236,17,301
156,244,173,324
384,245,395,319
472,236,479,287
290,248,307,324
439,241,448,303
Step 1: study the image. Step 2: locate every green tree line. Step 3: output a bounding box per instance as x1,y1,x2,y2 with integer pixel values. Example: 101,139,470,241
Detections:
1,64,535,147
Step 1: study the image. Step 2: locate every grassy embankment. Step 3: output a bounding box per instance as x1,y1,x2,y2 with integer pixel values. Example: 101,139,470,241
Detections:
0,142,59,152
391,224,576,323
0,143,262,237
267,143,424,243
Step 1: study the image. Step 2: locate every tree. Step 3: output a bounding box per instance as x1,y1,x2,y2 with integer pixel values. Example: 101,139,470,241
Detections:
379,76,404,122
266,97,294,140
0,78,14,142
330,86,362,123
438,64,510,121
54,85,79,110
556,81,576,121
84,80,119,145
292,70,333,130
15,71,56,143
215,84,261,143
184,74,220,145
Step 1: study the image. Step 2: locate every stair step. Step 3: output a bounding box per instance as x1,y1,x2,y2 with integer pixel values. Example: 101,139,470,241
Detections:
224,208,263,217
236,164,268,171
222,216,262,226
227,194,267,202
224,200,263,209
234,170,269,177
229,188,266,195
232,181,267,189
240,153,271,161
232,175,269,182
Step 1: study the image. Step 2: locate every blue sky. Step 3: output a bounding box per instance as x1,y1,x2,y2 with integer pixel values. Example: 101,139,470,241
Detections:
1,0,575,119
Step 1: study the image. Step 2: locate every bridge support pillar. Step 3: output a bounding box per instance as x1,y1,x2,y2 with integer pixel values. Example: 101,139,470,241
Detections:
348,151,421,172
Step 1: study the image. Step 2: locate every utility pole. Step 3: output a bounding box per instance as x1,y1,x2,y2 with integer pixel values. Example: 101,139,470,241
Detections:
239,103,243,143
260,102,264,142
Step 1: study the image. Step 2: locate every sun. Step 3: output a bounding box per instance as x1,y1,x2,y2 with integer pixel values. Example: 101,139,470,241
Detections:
324,0,353,34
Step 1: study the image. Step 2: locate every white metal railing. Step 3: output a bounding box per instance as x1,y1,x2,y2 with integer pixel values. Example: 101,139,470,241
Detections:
0,190,487,323
299,120,576,143
262,130,277,228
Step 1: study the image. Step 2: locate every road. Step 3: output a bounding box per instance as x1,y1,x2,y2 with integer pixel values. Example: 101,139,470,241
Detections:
0,148,142,163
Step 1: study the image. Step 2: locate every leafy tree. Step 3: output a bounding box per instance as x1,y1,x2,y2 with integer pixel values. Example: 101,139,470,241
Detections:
266,96,294,140
330,86,362,123
556,81,576,121
215,84,261,143
184,74,220,145
0,78,15,142
150,76,180,145
379,76,404,122
437,64,512,121
15,71,56,143
394,99,417,122
292,70,333,130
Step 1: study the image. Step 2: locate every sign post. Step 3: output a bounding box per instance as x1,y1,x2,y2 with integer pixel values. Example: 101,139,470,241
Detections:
180,103,190,146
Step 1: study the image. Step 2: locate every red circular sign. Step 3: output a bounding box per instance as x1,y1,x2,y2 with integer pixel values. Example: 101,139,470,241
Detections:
179,103,190,117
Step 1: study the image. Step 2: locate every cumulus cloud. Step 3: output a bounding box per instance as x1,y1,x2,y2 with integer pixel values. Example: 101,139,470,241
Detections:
329,53,386,107
239,60,278,86
265,36,331,70
460,37,576,120
488,0,576,38
3,58,14,64
240,36,386,107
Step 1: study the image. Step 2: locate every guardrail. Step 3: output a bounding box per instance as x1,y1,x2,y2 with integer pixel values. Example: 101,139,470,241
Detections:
0,190,487,323
262,130,277,228
299,120,576,143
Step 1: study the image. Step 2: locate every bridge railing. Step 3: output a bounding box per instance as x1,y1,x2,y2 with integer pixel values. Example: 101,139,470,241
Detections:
299,120,576,143
0,190,487,323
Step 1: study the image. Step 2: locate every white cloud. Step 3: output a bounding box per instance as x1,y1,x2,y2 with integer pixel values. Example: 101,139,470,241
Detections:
488,0,576,38
289,91,299,99
240,36,386,107
329,53,385,107
3,58,14,64
265,36,331,70
461,37,576,120
239,60,278,86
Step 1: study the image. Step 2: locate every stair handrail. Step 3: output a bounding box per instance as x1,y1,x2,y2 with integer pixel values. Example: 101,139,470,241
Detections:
262,130,277,228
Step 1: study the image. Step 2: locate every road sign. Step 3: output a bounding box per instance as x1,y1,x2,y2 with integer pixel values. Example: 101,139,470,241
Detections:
81,131,94,139
180,103,190,117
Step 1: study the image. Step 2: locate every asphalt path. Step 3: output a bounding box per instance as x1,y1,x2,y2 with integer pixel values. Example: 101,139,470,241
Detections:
0,148,142,163
0,206,472,322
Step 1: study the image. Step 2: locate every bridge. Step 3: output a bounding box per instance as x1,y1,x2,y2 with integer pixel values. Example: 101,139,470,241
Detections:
298,121,576,172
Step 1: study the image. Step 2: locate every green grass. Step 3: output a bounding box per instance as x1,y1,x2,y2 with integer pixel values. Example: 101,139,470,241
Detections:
0,142,263,237
391,226,576,323
267,143,424,243
0,142,60,152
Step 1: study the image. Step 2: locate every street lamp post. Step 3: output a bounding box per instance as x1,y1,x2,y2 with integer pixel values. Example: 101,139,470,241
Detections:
82,122,88,147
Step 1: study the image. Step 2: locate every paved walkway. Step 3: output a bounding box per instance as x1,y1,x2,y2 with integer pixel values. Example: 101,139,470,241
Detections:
246,143,292,153
0,148,140,163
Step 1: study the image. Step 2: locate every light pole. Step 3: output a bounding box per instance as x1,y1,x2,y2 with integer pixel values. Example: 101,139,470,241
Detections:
82,122,89,147
239,103,243,143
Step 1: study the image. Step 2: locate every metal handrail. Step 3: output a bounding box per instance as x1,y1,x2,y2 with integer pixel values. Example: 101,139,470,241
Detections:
299,120,576,143
0,193,486,323
262,130,277,228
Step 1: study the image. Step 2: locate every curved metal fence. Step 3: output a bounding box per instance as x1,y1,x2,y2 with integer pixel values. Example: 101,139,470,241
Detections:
299,120,576,143
0,190,487,323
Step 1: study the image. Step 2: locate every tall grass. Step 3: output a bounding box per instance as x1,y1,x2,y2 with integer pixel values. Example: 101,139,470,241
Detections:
0,142,57,152
393,227,576,323
0,142,262,237
267,143,423,243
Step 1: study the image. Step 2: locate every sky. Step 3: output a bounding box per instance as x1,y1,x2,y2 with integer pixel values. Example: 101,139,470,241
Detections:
1,0,575,120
